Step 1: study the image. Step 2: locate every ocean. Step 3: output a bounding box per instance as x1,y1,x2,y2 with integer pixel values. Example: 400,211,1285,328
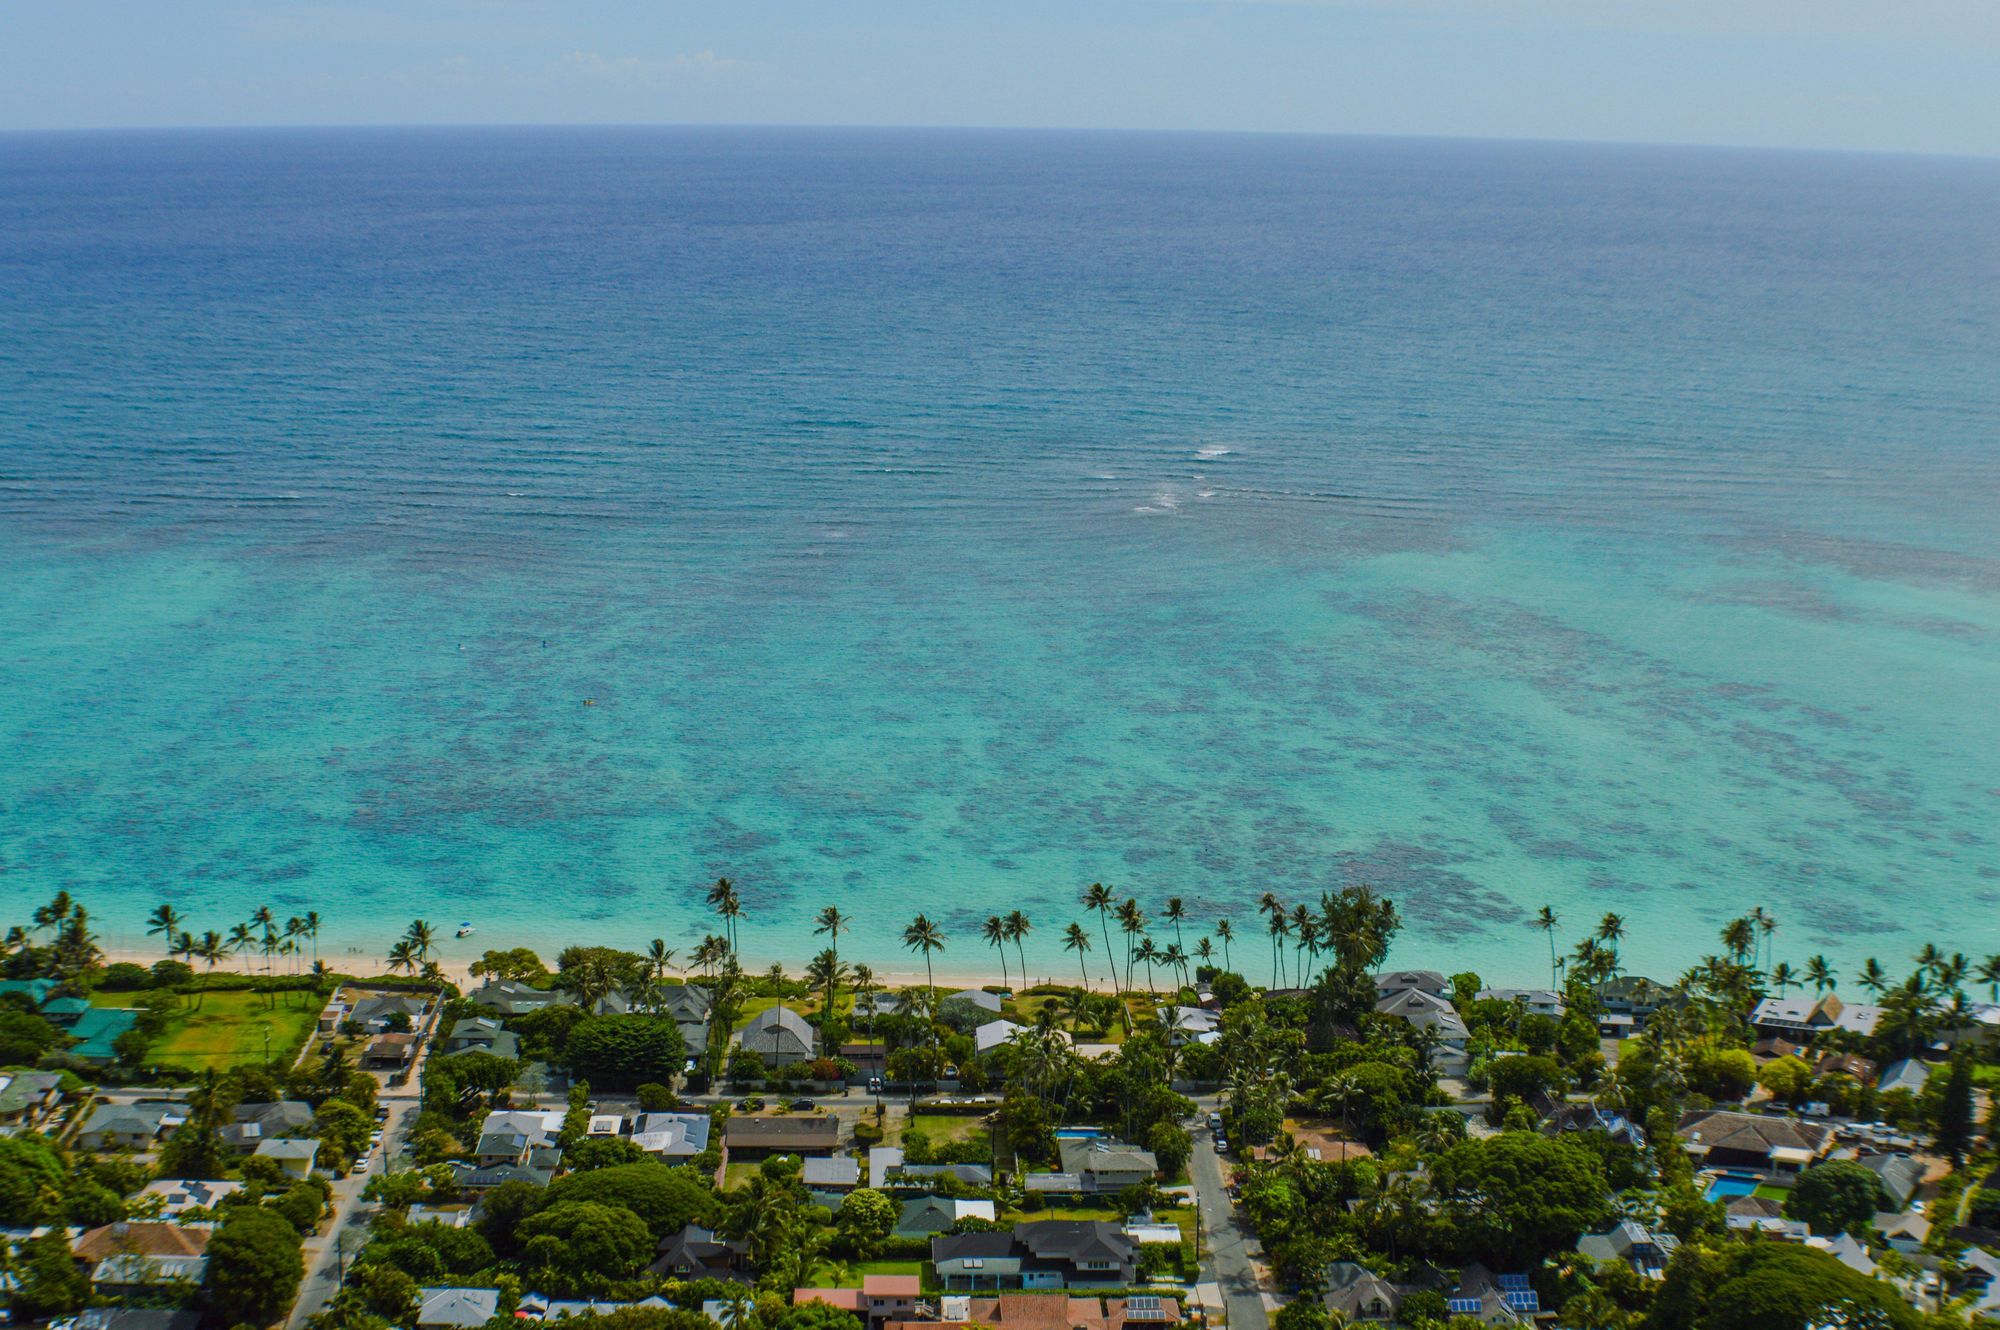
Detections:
2,126,1997,988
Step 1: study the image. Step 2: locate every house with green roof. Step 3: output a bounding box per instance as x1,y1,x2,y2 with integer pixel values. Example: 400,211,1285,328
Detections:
67,1007,143,1063
0,977,57,1006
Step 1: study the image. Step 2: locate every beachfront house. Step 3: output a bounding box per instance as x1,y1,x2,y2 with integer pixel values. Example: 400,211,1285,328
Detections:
1477,988,1566,1018
1373,987,1470,1056
736,1006,819,1065
1750,993,1885,1042
465,977,562,1017
975,1018,1025,1054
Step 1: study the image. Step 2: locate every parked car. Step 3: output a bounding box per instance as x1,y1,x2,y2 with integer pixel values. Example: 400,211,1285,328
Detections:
789,1098,815,1111
867,1076,884,1093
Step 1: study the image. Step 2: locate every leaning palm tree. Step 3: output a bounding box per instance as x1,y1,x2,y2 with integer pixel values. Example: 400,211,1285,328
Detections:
386,939,417,975
403,919,436,967
146,903,182,957
1533,906,1561,987
227,922,255,965
983,915,1012,992
1975,955,2000,1004
1083,883,1117,989
1004,910,1032,987
1062,922,1093,988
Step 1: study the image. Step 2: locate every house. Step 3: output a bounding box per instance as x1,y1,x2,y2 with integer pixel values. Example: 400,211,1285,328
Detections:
934,1221,1141,1290
364,1033,421,1068
407,1204,475,1228
449,1160,557,1190
1161,1006,1222,1046
73,1222,211,1295
0,1070,65,1128
1750,993,1884,1041
1476,989,1566,1018
648,1224,749,1281
1056,1138,1159,1194
1577,1221,1679,1278
1877,1210,1932,1254
1441,1266,1539,1324
1816,1052,1878,1083
138,1178,244,1217
66,1007,143,1064
1374,971,1449,998
631,1111,712,1160
255,1138,321,1179
736,1007,819,1065
892,989,1004,1016
806,1274,923,1328
466,977,562,1017
476,1109,566,1165
725,1113,840,1157
349,993,431,1032
443,1015,521,1060
975,1019,1025,1054
417,1287,503,1329
802,1155,862,1191
76,1101,178,1152
1858,1153,1927,1211
0,977,57,1006
77,1310,204,1330
1677,1110,1832,1175
1595,976,1676,1031
895,1196,998,1239
1374,987,1470,1051
1877,1059,1932,1095
867,1142,994,1188
899,1294,1179,1330
1722,1195,1810,1240
1324,1262,1403,1324
657,984,714,1047
221,1099,315,1151
1541,1101,1644,1148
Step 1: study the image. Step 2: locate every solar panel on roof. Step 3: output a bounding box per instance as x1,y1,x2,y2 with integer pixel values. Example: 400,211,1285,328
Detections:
1446,1298,1482,1314
1506,1291,1541,1311
1497,1274,1531,1291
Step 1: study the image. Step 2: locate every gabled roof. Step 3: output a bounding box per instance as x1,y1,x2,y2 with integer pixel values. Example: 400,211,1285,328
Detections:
739,1006,817,1052
1858,1153,1926,1209
802,1155,861,1187
932,1230,1020,1262
417,1287,502,1328
1058,1138,1158,1177
1373,970,1449,997
234,1100,316,1131
1016,1220,1137,1266
724,1114,839,1148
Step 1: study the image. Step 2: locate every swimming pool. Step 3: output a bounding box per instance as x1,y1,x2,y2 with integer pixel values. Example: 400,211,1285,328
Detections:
1704,1174,1761,1201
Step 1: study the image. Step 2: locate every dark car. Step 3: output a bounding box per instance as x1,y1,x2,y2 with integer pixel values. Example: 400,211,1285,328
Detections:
789,1097,816,1111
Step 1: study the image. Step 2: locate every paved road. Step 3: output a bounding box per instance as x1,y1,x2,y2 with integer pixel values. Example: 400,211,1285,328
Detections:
1190,1107,1271,1330
288,1097,415,1330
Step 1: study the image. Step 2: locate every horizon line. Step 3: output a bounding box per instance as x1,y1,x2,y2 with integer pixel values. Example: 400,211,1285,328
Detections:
2,119,1995,166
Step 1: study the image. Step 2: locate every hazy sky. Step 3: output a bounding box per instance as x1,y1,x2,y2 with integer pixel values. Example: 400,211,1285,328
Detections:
3,0,1996,156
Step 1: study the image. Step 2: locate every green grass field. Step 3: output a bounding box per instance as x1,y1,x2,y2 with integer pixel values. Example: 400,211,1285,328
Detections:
144,990,319,1071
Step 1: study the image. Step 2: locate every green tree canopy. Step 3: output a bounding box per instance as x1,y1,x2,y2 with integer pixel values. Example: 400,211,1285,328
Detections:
0,1133,67,1224
1782,1160,1890,1237
564,1015,688,1090
208,1204,306,1327
518,1200,654,1284
543,1162,722,1240
1429,1132,1612,1268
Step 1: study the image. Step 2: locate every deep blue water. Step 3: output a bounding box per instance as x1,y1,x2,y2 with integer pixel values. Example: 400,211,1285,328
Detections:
2,127,1997,987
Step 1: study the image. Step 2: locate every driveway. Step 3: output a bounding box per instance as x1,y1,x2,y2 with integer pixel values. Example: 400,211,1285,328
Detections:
1190,1108,1271,1330
288,1097,415,1329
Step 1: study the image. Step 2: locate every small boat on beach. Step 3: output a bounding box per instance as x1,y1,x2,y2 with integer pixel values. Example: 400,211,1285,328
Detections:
455,922,475,938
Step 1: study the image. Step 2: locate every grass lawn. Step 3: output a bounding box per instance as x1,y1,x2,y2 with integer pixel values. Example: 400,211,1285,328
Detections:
144,990,318,1071
906,1114,992,1145
1752,1183,1791,1201
721,1161,763,1191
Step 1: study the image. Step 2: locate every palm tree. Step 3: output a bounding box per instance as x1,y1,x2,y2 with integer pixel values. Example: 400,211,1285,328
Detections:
146,904,182,956
1769,961,1796,996
1164,897,1187,955
1083,883,1116,989
1116,900,1146,994
1858,957,1888,996
805,949,848,1031
1258,893,1285,981
814,904,848,984
1751,907,1776,971
386,939,417,975
1062,923,1093,988
983,916,1012,992
195,930,226,971
852,963,878,1034
1215,918,1235,974
1533,906,1560,988
1267,911,1292,987
1194,936,1213,971
303,911,322,969
227,922,254,966
1806,955,1836,994
1004,910,1032,987
1596,912,1625,950
646,939,678,981
1975,955,2000,1003
403,919,435,968
1720,917,1755,964
902,914,946,1063
1133,937,1160,999
706,878,741,953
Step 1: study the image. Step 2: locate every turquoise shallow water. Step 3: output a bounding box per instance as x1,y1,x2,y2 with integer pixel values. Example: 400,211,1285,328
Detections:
2,128,1997,986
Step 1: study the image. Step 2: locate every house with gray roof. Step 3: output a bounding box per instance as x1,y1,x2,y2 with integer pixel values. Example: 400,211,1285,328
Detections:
1877,1059,1932,1096
1859,1153,1927,1211
735,1006,818,1065
894,1196,997,1239
76,1101,179,1152
1323,1262,1403,1323
0,1070,65,1128
631,1111,711,1160
1577,1220,1679,1278
934,1221,1141,1290
1374,987,1470,1051
802,1155,861,1191
1056,1137,1159,1194
444,1015,521,1060
646,1224,748,1281
466,977,562,1017
417,1287,502,1329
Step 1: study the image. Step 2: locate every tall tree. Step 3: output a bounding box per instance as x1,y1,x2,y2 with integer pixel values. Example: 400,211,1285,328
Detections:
901,915,946,1064
983,915,1012,992
146,903,181,956
1533,905,1561,988
1215,918,1235,974
1062,923,1093,989
706,878,741,953
1806,954,1836,994
1004,909,1032,987
1083,883,1117,990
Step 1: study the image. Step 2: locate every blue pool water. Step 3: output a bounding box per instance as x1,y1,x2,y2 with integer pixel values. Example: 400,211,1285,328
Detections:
1705,1175,1762,1202
2,128,1997,985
